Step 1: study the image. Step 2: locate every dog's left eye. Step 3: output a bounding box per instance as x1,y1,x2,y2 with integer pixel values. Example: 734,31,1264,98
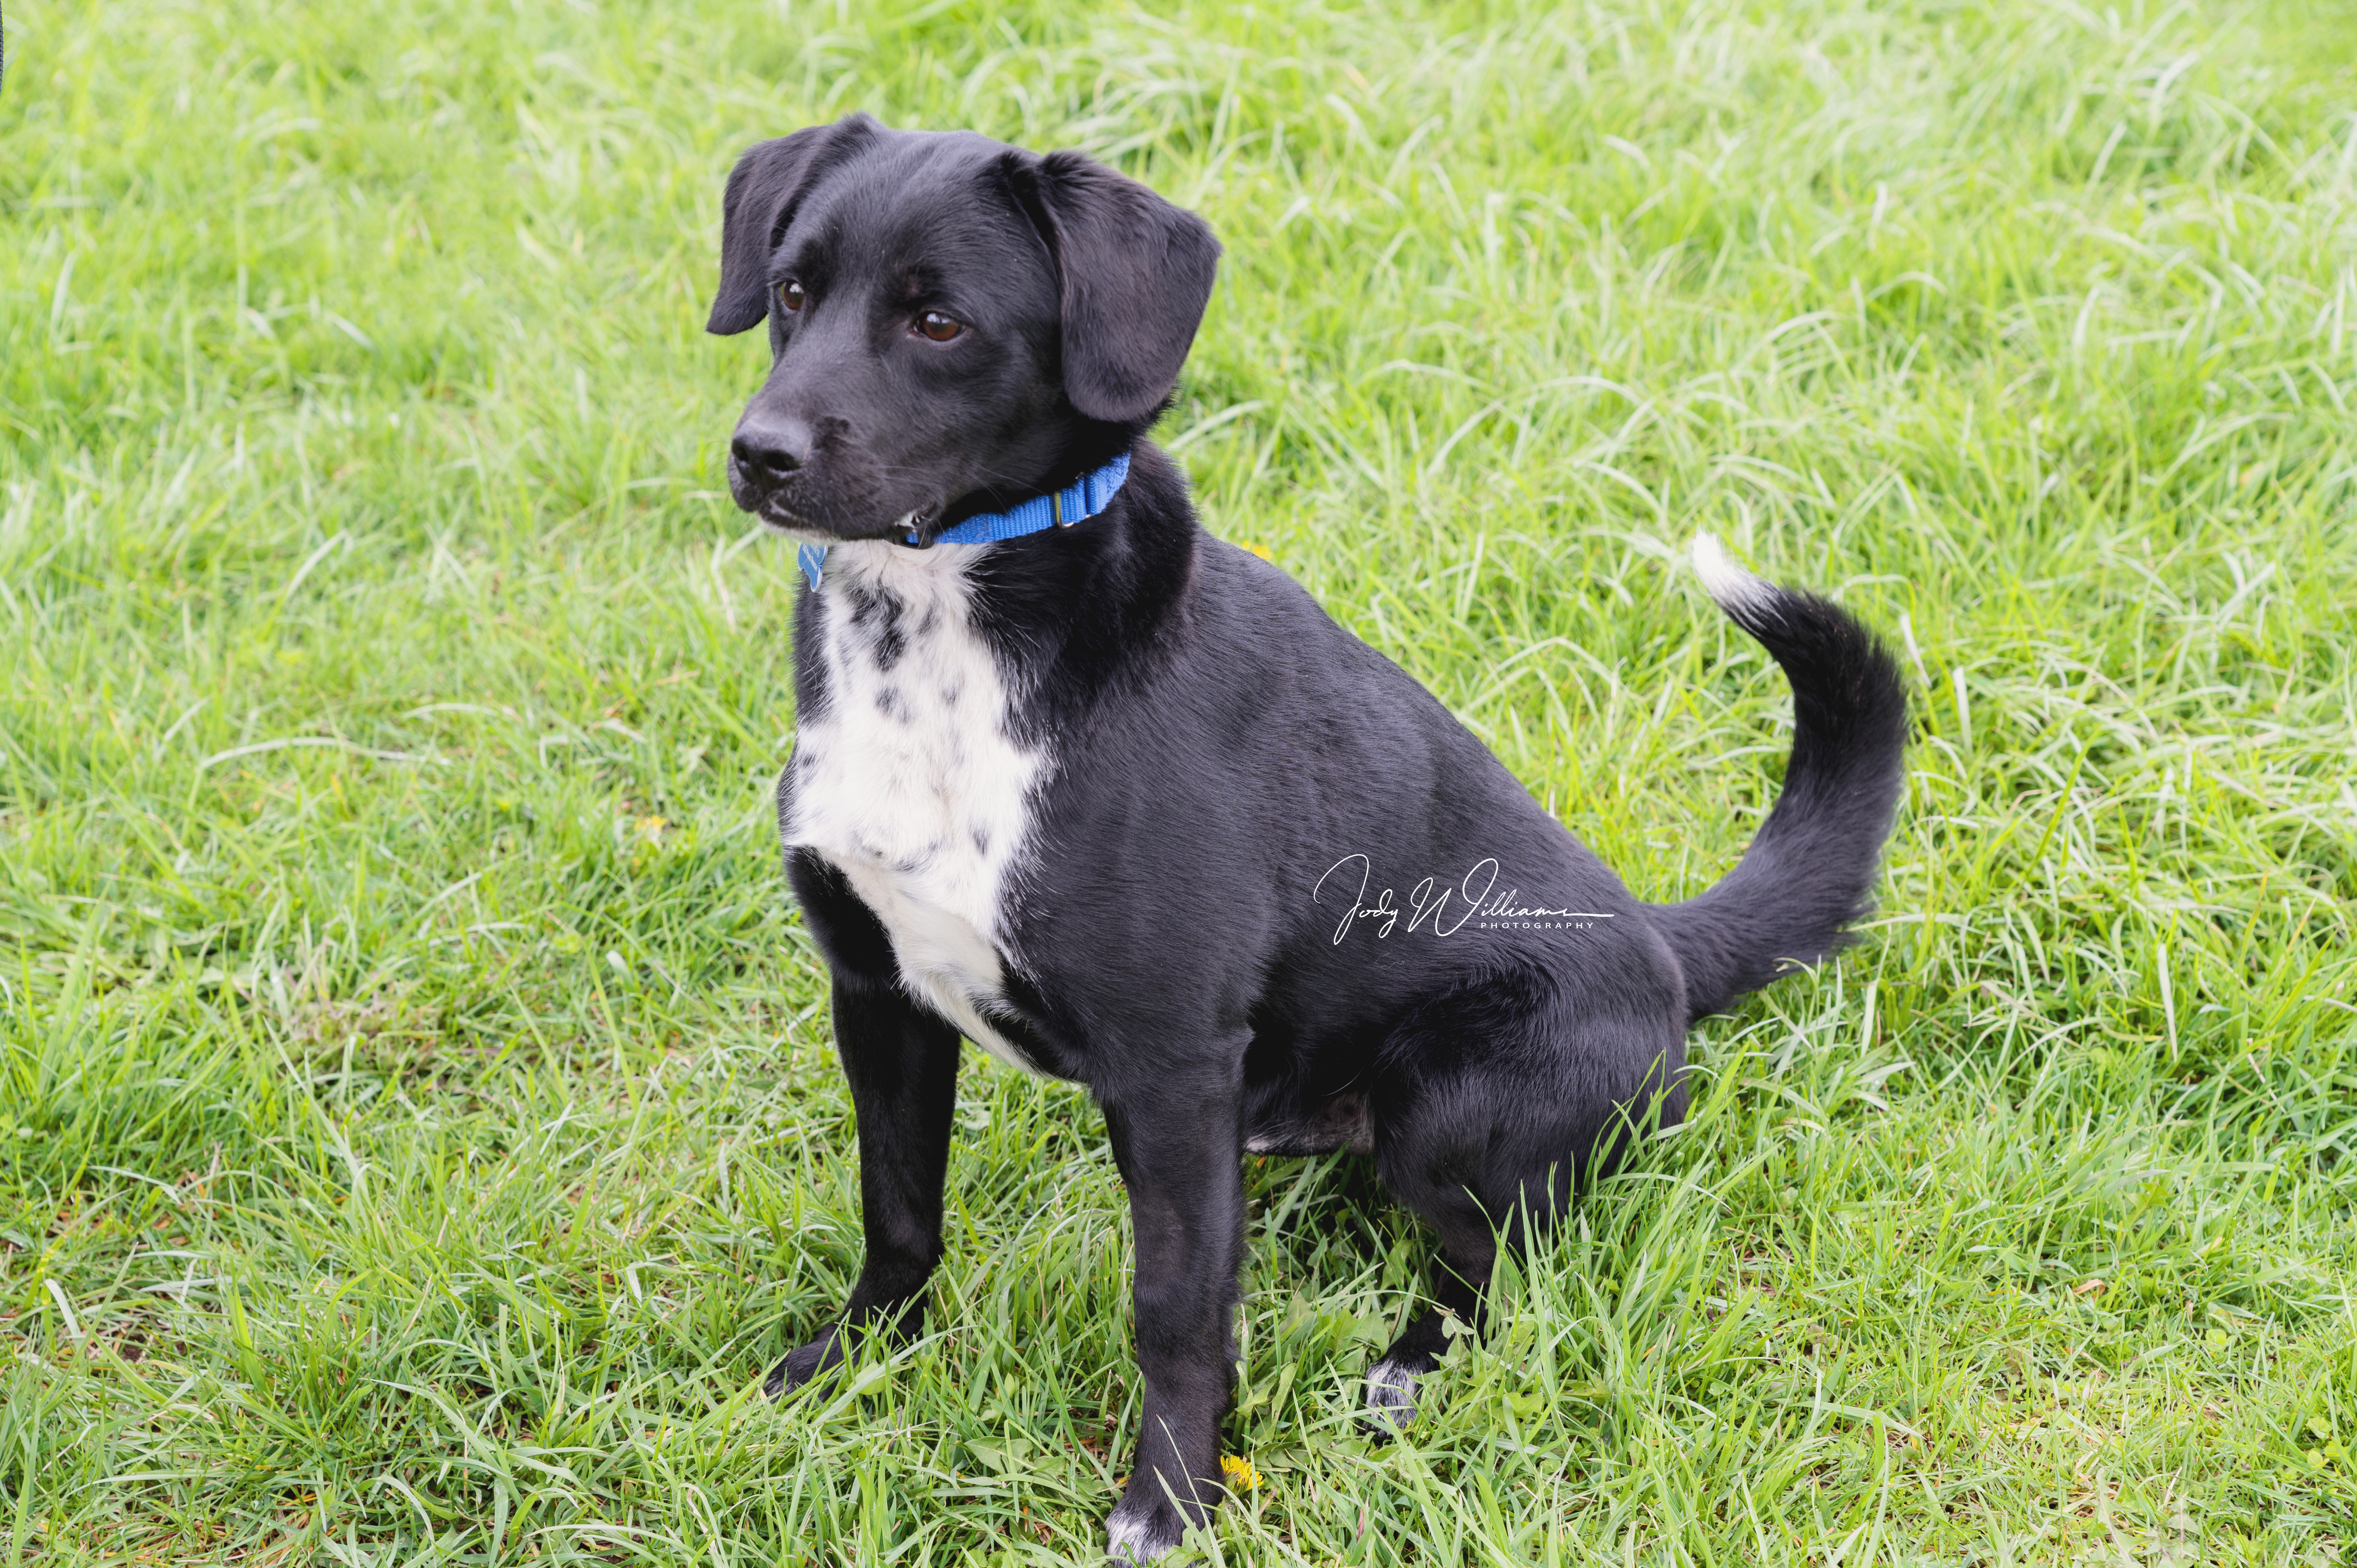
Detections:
917,311,963,343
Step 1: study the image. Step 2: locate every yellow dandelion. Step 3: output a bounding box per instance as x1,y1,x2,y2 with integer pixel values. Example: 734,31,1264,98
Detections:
1240,542,1276,562
1219,1453,1262,1491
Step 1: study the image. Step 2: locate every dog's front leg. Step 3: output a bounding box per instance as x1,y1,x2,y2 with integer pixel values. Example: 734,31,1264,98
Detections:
766,974,962,1397
1099,1084,1244,1564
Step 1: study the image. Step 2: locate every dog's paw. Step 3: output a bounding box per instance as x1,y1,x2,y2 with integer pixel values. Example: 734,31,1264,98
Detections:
1104,1497,1192,1565
762,1329,845,1399
1358,1354,1425,1436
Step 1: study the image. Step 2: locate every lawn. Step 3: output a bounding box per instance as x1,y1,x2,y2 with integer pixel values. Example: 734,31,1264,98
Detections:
4,0,2355,1561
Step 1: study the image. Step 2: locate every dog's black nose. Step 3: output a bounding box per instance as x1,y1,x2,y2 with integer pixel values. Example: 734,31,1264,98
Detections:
731,413,813,485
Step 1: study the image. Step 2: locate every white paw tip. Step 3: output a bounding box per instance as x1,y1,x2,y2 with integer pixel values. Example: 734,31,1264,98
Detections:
1363,1357,1421,1423
1106,1511,1184,1564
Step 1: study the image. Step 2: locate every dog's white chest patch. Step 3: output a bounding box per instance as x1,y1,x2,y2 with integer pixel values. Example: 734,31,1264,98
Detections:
782,542,1047,1072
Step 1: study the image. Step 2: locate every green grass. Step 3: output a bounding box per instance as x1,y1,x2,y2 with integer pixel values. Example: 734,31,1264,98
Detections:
3,0,2355,1560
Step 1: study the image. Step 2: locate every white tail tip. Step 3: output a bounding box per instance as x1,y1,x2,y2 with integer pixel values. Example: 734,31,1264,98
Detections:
1691,532,1775,616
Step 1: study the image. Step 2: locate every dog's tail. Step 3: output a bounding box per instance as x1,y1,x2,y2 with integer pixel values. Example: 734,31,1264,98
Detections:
1654,536,1908,1025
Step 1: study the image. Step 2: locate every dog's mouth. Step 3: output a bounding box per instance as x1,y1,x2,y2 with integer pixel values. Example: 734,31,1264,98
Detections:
747,499,828,542
750,496,937,544
727,448,937,542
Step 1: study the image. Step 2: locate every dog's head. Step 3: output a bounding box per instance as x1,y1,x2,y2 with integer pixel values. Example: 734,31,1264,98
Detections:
706,114,1221,543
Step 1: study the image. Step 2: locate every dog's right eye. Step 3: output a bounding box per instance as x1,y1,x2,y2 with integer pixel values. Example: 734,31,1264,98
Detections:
776,280,807,314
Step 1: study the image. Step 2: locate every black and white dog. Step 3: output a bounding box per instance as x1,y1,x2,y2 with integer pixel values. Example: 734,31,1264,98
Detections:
707,113,1906,1563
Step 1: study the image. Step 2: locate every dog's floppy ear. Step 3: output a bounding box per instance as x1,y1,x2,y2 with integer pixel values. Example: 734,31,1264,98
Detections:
1008,150,1221,423
706,114,876,336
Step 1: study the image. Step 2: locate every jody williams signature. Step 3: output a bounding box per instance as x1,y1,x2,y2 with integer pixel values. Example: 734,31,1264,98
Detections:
1313,854,1615,945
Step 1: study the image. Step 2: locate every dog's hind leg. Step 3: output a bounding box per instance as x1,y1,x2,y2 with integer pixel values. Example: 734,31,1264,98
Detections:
1363,978,1686,1429
1357,1174,1505,1430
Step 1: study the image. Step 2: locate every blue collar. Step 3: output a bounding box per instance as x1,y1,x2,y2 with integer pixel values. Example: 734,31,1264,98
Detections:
796,450,1133,590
